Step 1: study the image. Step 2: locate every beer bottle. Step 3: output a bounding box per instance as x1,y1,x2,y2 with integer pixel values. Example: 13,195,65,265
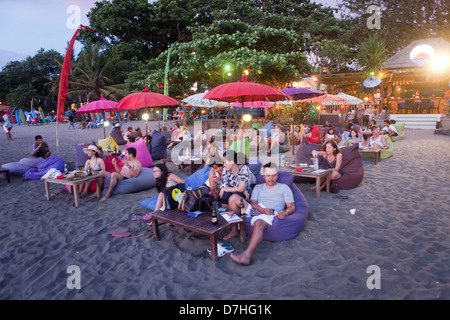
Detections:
211,203,218,225
87,162,92,176
239,199,246,218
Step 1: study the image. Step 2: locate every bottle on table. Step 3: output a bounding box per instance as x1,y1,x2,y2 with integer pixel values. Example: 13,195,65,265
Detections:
239,199,246,218
313,155,319,170
211,201,218,225
87,162,92,175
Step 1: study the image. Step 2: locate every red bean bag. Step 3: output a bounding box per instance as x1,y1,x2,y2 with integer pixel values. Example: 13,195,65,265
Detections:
306,126,321,144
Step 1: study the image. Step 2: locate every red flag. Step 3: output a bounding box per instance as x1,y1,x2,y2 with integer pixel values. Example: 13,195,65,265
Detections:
56,25,96,122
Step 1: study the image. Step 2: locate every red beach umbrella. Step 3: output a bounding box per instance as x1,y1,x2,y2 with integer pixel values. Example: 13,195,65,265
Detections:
76,96,118,113
116,88,180,110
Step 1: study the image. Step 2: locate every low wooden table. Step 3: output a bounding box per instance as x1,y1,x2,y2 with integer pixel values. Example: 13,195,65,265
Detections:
280,166,332,198
360,148,381,164
44,174,102,207
151,209,246,261
0,168,11,183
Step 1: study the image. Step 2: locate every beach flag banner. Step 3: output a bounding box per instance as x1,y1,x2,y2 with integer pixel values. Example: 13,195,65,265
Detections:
55,24,96,150
163,108,168,120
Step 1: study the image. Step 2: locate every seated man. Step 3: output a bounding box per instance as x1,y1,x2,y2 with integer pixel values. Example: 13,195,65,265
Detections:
381,120,398,138
228,162,295,265
99,147,141,201
364,126,389,150
31,135,51,159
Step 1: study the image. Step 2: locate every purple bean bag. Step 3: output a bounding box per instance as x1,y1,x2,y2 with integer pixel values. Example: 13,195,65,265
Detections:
245,171,309,241
2,162,33,177
24,156,65,180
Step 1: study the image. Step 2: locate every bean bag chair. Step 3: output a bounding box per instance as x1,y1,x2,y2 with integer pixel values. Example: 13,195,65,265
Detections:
270,134,290,154
19,157,44,168
185,166,211,190
381,135,394,159
102,167,156,196
126,139,154,168
139,196,158,211
248,161,261,178
261,121,274,137
245,171,308,242
150,130,167,161
230,138,249,157
97,136,119,152
75,144,105,169
391,123,405,141
111,128,127,145
104,156,125,173
2,162,33,177
24,156,65,180
333,143,364,191
306,126,321,144
292,141,321,165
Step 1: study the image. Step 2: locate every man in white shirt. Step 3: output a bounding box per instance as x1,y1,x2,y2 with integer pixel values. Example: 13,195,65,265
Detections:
229,162,295,265
382,120,398,138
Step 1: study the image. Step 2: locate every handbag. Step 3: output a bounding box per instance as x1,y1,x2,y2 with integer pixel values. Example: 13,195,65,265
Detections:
164,183,186,210
178,185,214,212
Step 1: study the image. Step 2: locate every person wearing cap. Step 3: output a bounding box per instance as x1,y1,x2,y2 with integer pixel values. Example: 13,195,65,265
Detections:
81,145,106,196
99,147,141,202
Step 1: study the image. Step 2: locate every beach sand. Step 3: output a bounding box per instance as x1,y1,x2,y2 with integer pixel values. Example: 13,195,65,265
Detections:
0,120,449,300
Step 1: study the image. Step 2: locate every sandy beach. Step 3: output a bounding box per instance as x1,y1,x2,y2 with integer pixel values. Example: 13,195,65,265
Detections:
0,120,449,300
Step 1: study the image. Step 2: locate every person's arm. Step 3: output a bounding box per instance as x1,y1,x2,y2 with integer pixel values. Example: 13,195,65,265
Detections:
168,173,185,184
332,153,343,172
250,200,274,215
277,202,295,219
311,150,325,158
381,136,389,149
279,132,286,144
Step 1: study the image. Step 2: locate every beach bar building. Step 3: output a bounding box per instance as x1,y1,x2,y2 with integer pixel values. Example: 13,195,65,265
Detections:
315,37,450,129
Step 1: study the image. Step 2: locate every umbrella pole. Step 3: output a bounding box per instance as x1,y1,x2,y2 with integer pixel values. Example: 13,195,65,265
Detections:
291,101,295,156
56,120,59,152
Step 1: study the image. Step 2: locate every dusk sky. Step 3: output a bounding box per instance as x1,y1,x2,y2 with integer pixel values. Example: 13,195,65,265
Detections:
0,0,339,69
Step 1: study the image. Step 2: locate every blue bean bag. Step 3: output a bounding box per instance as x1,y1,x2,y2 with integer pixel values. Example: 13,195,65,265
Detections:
261,121,274,137
24,156,65,180
102,167,156,196
185,166,211,189
150,130,167,161
245,171,309,241
2,162,33,177
139,196,158,211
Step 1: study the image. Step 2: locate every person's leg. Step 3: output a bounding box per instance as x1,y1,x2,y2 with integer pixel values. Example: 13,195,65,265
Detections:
223,194,248,240
99,172,122,201
230,219,269,265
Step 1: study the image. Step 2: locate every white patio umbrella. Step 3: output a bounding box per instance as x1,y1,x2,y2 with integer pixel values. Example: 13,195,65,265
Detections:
181,90,230,108
336,92,364,105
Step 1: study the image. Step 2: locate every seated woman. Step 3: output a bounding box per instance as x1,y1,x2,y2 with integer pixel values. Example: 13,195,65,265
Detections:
341,128,361,148
203,136,224,166
292,125,305,145
311,140,343,191
265,124,285,154
124,127,133,140
218,151,254,208
167,123,181,149
80,145,106,196
323,127,338,144
152,163,186,213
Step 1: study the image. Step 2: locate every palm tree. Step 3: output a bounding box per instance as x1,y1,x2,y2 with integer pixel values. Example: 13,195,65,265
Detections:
70,41,126,101
357,34,388,76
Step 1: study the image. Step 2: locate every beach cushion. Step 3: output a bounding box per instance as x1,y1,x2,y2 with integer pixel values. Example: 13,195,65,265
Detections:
139,196,158,211
381,135,394,159
24,156,65,180
292,141,321,165
2,162,33,177
246,171,308,242
185,166,211,190
306,126,321,144
334,143,364,191
19,157,44,168
111,129,127,145
150,130,167,161
126,139,154,168
102,167,156,196
392,123,405,141
98,136,119,152
261,121,274,136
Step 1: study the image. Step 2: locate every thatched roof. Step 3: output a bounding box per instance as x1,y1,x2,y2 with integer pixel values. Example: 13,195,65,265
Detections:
385,37,450,70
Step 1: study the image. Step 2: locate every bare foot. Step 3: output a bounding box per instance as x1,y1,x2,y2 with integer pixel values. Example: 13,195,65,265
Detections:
89,193,98,198
223,229,239,241
230,252,251,265
99,195,109,202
